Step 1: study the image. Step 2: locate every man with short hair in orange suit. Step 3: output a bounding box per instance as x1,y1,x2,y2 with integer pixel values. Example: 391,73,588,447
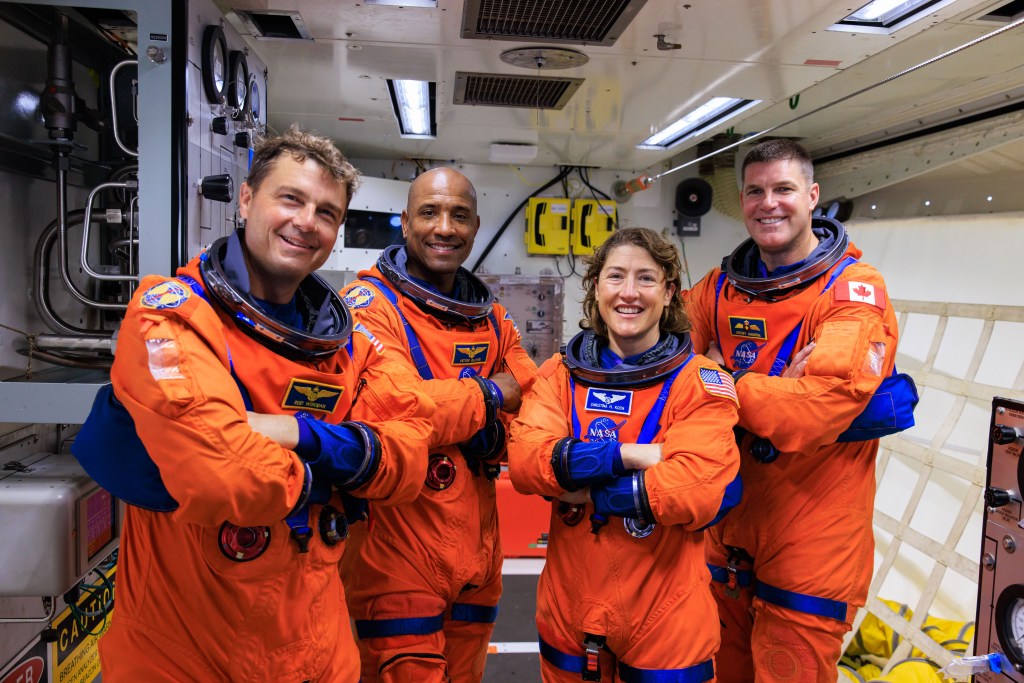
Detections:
684,139,899,682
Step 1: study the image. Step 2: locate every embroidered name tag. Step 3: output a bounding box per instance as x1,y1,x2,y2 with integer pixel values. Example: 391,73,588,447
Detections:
452,342,490,366
728,316,768,340
282,380,344,414
584,387,633,415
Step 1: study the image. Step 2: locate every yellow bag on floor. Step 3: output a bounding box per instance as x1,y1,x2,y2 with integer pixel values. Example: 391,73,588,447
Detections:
865,658,944,682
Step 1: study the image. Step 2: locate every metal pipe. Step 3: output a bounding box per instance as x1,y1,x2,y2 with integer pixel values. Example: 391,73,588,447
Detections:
33,209,113,335
31,335,114,352
109,60,138,157
56,201,127,311
80,180,139,282
0,597,57,624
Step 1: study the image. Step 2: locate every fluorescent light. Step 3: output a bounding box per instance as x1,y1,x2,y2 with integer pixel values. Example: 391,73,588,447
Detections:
831,0,954,33
637,97,759,150
388,79,435,138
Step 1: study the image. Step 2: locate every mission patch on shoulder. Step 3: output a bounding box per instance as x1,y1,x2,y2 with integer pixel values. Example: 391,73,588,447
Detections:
344,286,375,309
141,281,190,310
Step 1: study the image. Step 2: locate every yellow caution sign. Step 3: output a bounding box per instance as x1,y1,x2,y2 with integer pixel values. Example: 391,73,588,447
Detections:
51,566,116,683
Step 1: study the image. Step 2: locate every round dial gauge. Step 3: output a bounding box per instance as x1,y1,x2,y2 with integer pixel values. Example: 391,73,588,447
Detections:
228,51,249,114
249,75,261,123
996,584,1024,667
201,26,228,104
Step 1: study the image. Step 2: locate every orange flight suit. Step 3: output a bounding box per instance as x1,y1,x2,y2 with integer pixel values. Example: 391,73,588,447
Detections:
339,263,538,683
508,339,739,682
684,241,898,683
98,255,433,683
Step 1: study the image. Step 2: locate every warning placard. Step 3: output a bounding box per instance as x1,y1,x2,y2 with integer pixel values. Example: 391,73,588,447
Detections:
50,566,116,683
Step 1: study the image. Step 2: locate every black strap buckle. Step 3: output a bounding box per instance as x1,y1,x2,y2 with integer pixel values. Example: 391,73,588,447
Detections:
582,633,605,681
290,526,313,553
724,545,752,599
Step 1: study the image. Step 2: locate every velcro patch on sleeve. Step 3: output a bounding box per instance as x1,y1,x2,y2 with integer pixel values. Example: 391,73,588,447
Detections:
699,367,739,406
354,322,386,355
833,281,887,310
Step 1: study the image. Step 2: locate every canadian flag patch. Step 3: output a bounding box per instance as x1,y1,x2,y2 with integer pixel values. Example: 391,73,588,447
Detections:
834,281,887,309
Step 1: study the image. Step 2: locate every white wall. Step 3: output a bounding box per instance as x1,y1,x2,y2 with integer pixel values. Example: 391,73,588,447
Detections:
849,212,1024,622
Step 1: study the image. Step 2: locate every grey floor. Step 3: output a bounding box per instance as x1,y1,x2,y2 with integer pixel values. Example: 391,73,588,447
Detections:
483,573,542,683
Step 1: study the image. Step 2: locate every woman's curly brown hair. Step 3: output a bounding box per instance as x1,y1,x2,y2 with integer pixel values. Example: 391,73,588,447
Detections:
579,227,689,338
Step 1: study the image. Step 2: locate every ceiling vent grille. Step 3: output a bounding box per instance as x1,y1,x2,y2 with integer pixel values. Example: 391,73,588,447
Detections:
235,10,312,40
461,0,648,46
453,72,583,110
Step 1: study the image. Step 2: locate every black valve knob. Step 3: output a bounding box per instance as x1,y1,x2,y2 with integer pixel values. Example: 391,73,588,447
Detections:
318,506,348,546
986,487,1014,508
211,116,228,135
198,174,233,203
993,424,1021,445
234,131,251,148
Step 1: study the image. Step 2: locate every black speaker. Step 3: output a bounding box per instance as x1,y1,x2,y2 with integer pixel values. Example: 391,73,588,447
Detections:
675,178,713,217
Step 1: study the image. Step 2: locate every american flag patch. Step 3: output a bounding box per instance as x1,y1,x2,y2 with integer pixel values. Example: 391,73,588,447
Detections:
699,367,739,405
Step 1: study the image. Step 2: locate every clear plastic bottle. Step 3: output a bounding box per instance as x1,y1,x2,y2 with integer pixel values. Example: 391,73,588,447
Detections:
937,653,1008,679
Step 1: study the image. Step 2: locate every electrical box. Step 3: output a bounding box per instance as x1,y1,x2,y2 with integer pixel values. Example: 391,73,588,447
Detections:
571,199,617,255
0,453,120,597
525,197,570,255
976,397,1024,679
477,274,564,365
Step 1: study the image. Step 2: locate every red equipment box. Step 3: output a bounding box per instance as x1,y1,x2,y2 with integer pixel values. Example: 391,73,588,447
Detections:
496,476,549,557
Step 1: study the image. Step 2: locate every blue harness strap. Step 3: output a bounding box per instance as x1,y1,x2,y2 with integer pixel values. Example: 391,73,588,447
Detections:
362,275,500,381
706,563,849,622
354,604,497,639
765,256,857,377
755,582,849,622
539,637,587,674
706,562,754,588
539,637,714,682
450,603,499,624
618,660,715,683
362,276,434,379
355,613,445,639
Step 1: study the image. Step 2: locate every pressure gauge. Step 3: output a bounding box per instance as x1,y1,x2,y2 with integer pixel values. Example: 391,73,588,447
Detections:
248,74,261,124
201,25,228,104
996,584,1024,669
228,51,249,116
